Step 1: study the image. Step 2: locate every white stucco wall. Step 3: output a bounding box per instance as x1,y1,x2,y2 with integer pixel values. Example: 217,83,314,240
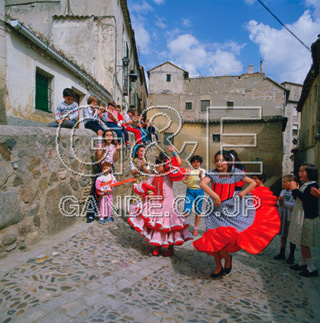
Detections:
6,0,144,109
149,63,185,95
5,30,109,126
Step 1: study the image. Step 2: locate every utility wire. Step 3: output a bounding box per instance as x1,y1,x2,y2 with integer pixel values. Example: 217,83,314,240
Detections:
257,0,310,52
197,69,215,91
208,60,217,76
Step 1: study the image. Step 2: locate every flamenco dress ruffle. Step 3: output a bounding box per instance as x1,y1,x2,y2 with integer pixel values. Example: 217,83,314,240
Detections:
193,186,280,255
128,176,193,247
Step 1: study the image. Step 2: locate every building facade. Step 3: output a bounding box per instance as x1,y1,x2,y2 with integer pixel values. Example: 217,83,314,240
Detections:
281,82,302,175
3,19,113,127
296,37,320,177
147,62,289,179
2,0,147,125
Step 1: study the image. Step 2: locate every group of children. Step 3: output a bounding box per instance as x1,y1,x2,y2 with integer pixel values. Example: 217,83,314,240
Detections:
48,87,157,148
92,137,319,278
49,89,320,279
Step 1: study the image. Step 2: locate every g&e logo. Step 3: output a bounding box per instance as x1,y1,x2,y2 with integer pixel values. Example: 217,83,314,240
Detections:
59,193,261,218
55,105,264,217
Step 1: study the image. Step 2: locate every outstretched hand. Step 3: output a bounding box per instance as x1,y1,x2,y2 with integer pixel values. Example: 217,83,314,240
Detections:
167,145,175,153
311,187,320,199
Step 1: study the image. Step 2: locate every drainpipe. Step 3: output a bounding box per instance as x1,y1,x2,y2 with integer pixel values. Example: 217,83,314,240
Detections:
97,16,122,102
9,20,113,101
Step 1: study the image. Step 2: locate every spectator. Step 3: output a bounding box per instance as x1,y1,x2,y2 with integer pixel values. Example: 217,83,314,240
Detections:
123,108,142,145
83,95,107,136
100,101,124,145
48,88,79,128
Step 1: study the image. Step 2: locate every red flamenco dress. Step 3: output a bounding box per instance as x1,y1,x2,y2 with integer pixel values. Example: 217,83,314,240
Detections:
128,161,193,247
193,169,281,255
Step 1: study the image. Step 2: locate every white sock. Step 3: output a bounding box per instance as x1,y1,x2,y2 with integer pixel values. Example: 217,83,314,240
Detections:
306,258,317,272
194,226,198,229
299,253,306,266
100,217,104,220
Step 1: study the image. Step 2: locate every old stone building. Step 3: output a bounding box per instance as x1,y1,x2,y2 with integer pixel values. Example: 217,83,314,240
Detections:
0,0,148,251
147,62,289,179
296,36,320,177
2,0,147,125
281,82,302,175
1,17,114,127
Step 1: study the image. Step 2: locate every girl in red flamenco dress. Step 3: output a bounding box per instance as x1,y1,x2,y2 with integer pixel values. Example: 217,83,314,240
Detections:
128,146,193,256
193,150,280,278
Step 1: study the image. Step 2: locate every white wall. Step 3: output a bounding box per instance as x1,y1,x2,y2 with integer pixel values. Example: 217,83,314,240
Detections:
5,30,109,127
149,63,185,95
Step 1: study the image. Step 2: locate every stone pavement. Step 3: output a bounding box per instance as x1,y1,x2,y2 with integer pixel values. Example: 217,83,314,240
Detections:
0,182,320,323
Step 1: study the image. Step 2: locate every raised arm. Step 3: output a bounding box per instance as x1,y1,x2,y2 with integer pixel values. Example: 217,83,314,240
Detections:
168,145,182,166
113,144,120,163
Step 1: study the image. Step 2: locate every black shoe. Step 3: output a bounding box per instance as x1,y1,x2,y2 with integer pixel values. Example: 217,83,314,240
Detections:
299,269,318,277
210,268,225,278
86,216,95,223
225,255,232,275
286,256,294,265
289,264,307,271
274,253,285,260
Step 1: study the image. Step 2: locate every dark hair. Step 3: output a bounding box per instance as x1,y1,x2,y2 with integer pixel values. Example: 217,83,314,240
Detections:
102,130,114,138
129,105,136,110
301,164,318,181
229,149,244,170
133,144,145,158
254,173,267,182
100,102,107,107
155,152,169,165
63,88,75,97
108,101,116,108
128,109,135,115
214,150,233,172
190,155,203,164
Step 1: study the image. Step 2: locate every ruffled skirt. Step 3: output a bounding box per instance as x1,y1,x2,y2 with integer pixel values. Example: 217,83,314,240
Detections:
193,186,281,255
128,200,193,247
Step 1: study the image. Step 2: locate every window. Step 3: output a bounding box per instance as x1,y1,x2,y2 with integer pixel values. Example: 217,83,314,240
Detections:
185,102,192,110
35,68,53,112
227,101,234,109
293,107,298,117
292,124,298,136
166,74,171,82
200,100,210,112
212,134,221,142
163,132,174,146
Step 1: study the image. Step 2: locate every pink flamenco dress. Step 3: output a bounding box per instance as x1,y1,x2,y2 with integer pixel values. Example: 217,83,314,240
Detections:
193,169,281,255
128,171,193,248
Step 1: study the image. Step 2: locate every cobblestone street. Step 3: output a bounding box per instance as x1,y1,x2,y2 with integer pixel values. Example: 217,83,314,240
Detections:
0,182,319,323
